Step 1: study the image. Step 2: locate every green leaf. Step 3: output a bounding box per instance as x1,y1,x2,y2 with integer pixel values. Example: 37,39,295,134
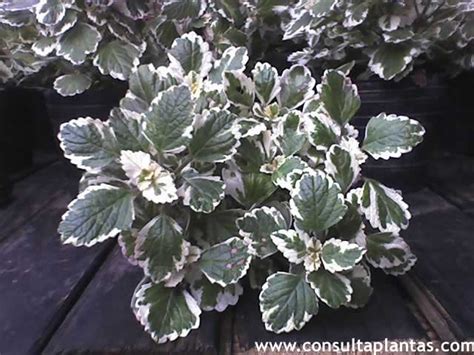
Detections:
277,65,315,109
318,70,360,126
57,22,101,65
345,265,373,308
209,46,248,84
59,117,118,173
143,84,194,153
283,10,312,40
259,272,318,333
93,40,141,81
135,215,188,283
132,280,201,344
252,62,280,105
118,230,138,265
58,184,134,247
306,111,340,151
362,113,425,160
364,232,416,275
272,156,308,190
109,108,149,152
274,111,307,157
32,37,57,57
321,238,365,273
189,109,240,163
369,44,415,80
193,209,245,248
290,171,347,232
53,74,91,97
307,269,352,308
325,143,360,192
168,31,212,77
224,71,255,108
190,275,243,312
358,179,411,232
35,0,67,26
270,229,309,264
179,168,225,213
199,237,252,287
237,206,288,258
163,0,206,20
343,2,369,27
309,0,337,17
328,201,363,241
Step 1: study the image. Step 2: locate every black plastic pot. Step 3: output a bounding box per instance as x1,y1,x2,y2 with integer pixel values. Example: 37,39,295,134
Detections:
353,76,448,192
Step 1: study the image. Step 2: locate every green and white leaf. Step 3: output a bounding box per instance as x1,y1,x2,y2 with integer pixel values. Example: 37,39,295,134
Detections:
198,237,252,287
109,108,149,151
369,44,416,80
57,22,101,65
283,9,312,40
271,156,308,190
32,37,57,56
178,168,225,213
321,238,365,273
317,69,360,126
58,184,134,247
362,113,425,160
59,117,118,173
209,46,248,84
378,15,401,32
132,280,201,344
35,0,67,26
238,118,267,138
277,65,315,110
345,264,373,308
168,31,212,78
163,0,206,20
53,74,91,97
118,229,139,265
223,71,255,108
270,229,309,264
143,84,194,153
237,206,288,258
274,111,307,157
252,62,280,105
93,40,141,81
259,272,319,333
305,110,341,151
190,275,243,312
343,2,369,27
307,269,352,309
290,171,347,232
308,0,337,17
120,150,178,204
325,142,362,192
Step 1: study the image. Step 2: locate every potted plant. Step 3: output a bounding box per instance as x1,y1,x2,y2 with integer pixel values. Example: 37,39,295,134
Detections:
57,32,425,343
280,0,474,190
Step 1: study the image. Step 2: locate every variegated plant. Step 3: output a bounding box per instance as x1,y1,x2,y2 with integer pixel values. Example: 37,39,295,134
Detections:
282,0,474,80
58,32,425,343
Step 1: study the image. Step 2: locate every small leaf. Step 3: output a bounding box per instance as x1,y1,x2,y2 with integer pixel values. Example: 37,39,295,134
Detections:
190,275,243,312
32,37,57,56
59,117,118,173
179,168,225,213
135,215,188,283
93,40,141,81
168,31,212,77
328,201,363,240
343,2,369,27
321,238,365,273
224,71,255,108
270,229,309,264
306,110,340,151
54,74,91,97
325,144,360,192
189,109,240,163
345,265,373,308
308,0,337,17
283,10,312,40
163,0,206,20
259,272,318,333
362,113,425,160
109,108,149,152
237,206,288,258
35,0,67,26
318,70,360,126
272,156,308,190
199,237,252,287
209,46,248,84
290,171,347,232
369,44,416,80
132,280,201,344
358,179,411,232
193,209,245,248
274,111,307,157
277,65,315,109
252,62,280,105
118,230,138,265
144,84,194,153
57,22,101,65
58,184,134,247
307,269,352,309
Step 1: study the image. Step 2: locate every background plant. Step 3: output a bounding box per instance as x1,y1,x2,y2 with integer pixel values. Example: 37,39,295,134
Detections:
57,32,425,342
282,0,474,80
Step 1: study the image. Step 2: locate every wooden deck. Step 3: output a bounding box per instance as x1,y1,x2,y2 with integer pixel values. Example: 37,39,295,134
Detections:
1,155,473,354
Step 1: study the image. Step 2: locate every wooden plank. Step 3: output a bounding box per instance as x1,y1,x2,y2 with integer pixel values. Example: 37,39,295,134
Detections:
403,189,474,339
44,247,221,354
0,161,80,242
231,272,427,354
0,189,111,354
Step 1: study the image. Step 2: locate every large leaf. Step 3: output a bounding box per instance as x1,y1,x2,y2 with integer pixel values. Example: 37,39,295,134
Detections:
198,237,252,287
57,22,101,65
277,65,315,109
189,109,240,163
318,70,360,126
109,108,149,151
132,280,201,344
306,110,340,151
190,275,243,312
274,111,307,157
259,272,318,333
163,0,206,20
237,206,288,258
209,46,248,84
179,168,225,213
143,84,193,153
93,40,141,81
59,117,118,173
362,113,425,160
325,143,360,192
358,179,411,232
135,215,188,283
58,184,134,247
321,238,365,273
307,269,352,309
35,0,67,26
168,31,212,77
290,171,347,232
224,71,255,108
193,209,244,248
252,62,280,105
53,74,91,97
369,44,416,80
